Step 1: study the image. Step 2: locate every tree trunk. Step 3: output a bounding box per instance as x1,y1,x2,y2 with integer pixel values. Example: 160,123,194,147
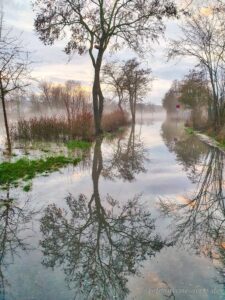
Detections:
130,95,136,124
129,74,137,124
92,51,104,135
117,88,124,113
1,90,11,154
118,98,123,113
208,70,220,129
133,73,138,124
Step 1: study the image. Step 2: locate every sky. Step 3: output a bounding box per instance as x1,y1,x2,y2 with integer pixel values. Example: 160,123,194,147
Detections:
3,0,197,105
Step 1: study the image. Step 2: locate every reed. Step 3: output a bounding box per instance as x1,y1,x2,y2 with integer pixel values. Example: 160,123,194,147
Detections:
12,110,129,142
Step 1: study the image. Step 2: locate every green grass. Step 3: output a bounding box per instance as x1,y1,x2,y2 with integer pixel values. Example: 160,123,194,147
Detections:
66,140,91,150
185,127,194,135
103,127,126,140
0,156,81,187
23,182,32,192
217,141,225,150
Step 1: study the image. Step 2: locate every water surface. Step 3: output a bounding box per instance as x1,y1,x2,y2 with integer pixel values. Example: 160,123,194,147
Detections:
0,116,225,299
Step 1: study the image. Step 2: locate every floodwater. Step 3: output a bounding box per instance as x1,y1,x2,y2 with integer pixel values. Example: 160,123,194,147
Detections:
0,115,225,300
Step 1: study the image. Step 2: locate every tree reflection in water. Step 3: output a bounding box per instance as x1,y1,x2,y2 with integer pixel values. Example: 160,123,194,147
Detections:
102,124,148,181
161,118,207,183
40,131,165,300
160,121,225,288
160,149,225,250
0,188,37,299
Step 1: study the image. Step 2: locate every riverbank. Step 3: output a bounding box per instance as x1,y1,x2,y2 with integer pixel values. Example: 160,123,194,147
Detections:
185,126,225,154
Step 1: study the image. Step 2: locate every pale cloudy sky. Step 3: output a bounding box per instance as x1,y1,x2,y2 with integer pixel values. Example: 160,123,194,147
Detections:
3,0,197,105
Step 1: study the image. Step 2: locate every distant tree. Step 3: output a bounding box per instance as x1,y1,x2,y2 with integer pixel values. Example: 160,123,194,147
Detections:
61,81,90,127
168,3,225,129
123,58,152,123
179,69,212,128
103,59,152,123
39,81,52,108
102,61,126,113
179,70,210,109
0,14,30,153
162,80,180,114
30,92,42,113
33,0,177,134
38,80,90,123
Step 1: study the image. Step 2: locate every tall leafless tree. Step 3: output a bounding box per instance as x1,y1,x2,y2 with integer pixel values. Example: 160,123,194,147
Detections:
0,14,30,153
168,3,225,129
33,0,177,134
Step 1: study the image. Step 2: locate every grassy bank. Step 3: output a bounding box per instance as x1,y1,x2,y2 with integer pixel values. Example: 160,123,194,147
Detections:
185,126,225,150
0,156,81,188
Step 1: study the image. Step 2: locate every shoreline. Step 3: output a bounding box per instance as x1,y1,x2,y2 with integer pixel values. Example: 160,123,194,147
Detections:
185,127,225,154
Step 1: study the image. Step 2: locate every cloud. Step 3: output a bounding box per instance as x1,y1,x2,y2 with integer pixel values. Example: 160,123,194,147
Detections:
32,60,93,84
4,0,33,31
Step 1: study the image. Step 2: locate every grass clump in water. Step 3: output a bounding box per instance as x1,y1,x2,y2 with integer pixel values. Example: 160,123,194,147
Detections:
66,140,91,150
23,182,32,192
185,127,194,135
0,156,81,186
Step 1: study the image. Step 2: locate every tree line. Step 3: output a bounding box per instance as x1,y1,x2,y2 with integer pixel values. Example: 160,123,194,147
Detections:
165,1,225,134
163,69,212,129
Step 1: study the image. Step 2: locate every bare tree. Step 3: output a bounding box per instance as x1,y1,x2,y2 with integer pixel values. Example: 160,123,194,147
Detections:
168,3,225,129
102,60,126,113
38,80,90,122
61,81,90,127
39,81,52,108
103,58,152,123
0,14,30,153
123,58,152,123
33,0,177,134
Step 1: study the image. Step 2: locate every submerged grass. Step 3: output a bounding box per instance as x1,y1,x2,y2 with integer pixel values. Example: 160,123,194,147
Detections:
185,127,194,135
66,140,92,150
23,182,32,192
0,156,81,186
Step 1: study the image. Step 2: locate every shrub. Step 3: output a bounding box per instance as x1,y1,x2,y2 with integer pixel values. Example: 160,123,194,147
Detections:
13,113,94,141
70,111,94,140
102,110,130,132
14,116,69,140
12,109,129,143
